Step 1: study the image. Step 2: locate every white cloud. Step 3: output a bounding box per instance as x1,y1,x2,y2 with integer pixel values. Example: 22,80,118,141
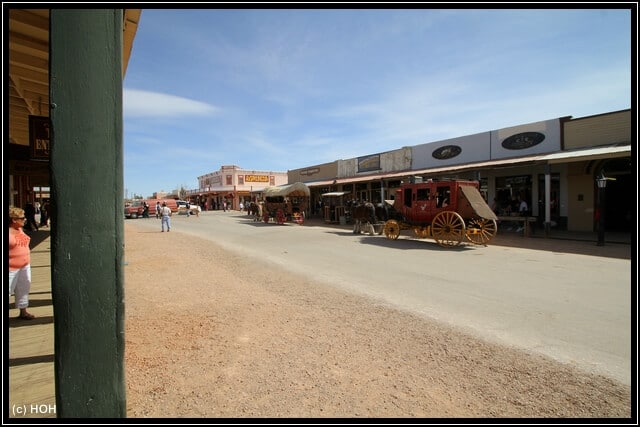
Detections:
123,89,220,118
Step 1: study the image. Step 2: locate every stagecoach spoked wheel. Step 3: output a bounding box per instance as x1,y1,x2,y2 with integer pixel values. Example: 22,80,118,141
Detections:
276,209,286,224
263,212,270,223
383,220,401,240
431,211,465,247
465,218,497,245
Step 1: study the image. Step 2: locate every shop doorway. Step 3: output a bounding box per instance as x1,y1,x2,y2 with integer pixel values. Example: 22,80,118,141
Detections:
598,158,632,232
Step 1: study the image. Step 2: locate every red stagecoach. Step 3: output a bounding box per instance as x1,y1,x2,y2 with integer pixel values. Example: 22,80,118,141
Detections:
378,179,498,247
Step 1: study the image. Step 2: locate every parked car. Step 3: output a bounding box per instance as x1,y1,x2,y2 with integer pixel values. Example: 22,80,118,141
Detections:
125,199,178,219
176,200,201,215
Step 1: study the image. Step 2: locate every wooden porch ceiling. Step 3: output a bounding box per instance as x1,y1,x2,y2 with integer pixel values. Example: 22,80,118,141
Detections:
7,9,141,147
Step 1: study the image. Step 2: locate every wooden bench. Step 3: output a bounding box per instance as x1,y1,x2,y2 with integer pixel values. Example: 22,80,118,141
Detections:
497,216,537,237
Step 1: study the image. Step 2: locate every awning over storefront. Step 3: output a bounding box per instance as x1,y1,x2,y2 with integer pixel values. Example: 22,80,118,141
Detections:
539,145,630,164
192,186,270,194
307,157,543,187
321,191,350,197
305,179,336,187
304,144,630,188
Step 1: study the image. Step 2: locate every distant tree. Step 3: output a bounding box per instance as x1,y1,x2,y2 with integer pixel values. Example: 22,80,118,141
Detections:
178,186,187,200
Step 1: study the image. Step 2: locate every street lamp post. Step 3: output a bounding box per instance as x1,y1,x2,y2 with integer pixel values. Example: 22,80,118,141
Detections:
596,175,607,246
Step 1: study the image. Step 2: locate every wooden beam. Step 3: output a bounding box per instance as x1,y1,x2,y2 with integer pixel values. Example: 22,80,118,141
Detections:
8,64,48,84
9,74,35,115
18,79,48,95
50,9,125,417
9,9,49,33
9,50,48,72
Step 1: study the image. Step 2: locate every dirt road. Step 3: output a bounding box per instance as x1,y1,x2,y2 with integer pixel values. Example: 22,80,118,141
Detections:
123,219,631,419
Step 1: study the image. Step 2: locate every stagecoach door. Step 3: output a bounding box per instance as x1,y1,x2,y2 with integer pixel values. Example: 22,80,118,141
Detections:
413,186,431,223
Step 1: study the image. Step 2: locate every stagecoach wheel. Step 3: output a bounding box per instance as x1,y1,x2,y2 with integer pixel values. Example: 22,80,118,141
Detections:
465,218,497,245
383,220,401,240
276,209,286,224
263,212,270,223
431,211,465,247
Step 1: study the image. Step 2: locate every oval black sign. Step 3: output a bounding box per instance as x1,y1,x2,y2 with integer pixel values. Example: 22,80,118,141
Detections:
432,145,462,160
501,132,545,150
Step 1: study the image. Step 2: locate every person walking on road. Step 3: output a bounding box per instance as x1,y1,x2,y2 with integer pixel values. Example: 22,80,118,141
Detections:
160,202,172,232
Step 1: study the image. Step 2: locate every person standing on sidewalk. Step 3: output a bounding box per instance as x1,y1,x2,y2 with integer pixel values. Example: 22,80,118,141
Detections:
39,201,49,227
160,202,172,232
516,196,530,233
23,200,38,232
8,206,35,320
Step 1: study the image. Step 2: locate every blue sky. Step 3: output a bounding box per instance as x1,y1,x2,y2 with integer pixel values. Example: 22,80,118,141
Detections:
123,7,631,198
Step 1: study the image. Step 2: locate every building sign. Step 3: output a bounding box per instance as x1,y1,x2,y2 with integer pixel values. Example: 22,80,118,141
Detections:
245,174,270,183
432,145,462,160
300,168,320,176
29,115,50,161
501,132,545,150
357,154,380,173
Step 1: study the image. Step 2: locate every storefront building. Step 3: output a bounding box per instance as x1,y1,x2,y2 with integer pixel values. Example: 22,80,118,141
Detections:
289,109,631,233
188,165,288,210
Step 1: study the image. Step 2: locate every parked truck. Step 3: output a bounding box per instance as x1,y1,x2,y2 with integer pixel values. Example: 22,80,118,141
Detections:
124,199,178,219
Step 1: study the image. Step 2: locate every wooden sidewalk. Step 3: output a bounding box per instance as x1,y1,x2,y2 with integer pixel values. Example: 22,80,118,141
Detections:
8,230,56,419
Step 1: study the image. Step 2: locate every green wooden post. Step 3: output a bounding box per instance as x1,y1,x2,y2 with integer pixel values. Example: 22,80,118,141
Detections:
49,10,126,418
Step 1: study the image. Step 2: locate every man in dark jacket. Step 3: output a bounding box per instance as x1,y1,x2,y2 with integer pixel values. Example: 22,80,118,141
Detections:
24,201,38,231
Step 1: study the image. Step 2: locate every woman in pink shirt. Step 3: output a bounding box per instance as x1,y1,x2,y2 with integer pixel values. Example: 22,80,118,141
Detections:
8,206,35,320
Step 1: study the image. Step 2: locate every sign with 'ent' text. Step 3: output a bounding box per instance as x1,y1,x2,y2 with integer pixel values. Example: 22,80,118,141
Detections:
29,115,50,161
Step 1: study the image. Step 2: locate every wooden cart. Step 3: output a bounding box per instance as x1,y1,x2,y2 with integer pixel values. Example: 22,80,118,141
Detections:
261,182,310,225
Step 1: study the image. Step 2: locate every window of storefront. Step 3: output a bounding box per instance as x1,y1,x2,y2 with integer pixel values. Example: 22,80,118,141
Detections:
355,182,368,201
495,175,531,215
479,178,488,202
370,181,381,203
387,180,402,200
